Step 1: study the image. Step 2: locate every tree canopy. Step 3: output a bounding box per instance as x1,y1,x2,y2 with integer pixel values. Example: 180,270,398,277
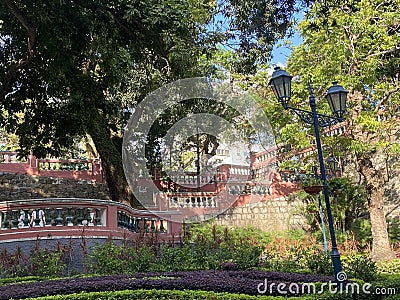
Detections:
274,0,400,261
0,0,299,204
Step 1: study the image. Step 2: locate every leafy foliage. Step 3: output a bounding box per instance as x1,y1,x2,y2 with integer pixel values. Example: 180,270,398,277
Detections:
0,241,65,279
0,0,301,203
301,174,322,187
297,177,369,248
29,248,65,279
388,217,400,244
377,259,400,275
341,254,377,282
87,225,264,274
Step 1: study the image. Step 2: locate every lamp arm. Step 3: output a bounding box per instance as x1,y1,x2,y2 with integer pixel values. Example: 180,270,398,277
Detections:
286,106,340,128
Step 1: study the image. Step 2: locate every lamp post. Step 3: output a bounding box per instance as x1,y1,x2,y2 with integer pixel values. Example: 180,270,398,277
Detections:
269,66,348,282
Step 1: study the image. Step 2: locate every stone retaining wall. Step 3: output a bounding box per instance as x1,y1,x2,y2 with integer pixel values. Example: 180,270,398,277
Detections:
213,195,307,232
0,173,110,201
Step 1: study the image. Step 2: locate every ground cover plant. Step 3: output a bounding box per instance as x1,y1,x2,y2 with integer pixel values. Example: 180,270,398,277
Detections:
3,271,400,300
0,270,333,299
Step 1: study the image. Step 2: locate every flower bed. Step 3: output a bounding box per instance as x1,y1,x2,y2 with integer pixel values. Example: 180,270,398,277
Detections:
0,270,333,300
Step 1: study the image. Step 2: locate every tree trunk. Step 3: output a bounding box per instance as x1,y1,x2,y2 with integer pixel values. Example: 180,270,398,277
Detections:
359,155,396,261
348,91,395,261
84,107,141,208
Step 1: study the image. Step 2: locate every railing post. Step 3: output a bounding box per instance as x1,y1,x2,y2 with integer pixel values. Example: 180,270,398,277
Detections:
77,208,84,225
117,211,122,228
89,208,95,226
143,218,147,232
66,208,74,226
1,211,9,229
159,219,165,233
128,216,134,231
23,209,30,227
33,210,40,227
123,213,128,229
11,210,19,229
44,208,51,226
95,208,101,226
27,154,39,175
56,208,63,226
135,217,141,233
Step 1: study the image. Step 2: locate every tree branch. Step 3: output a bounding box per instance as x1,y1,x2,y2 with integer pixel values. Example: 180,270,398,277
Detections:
1,0,36,101
374,86,400,113
366,46,400,59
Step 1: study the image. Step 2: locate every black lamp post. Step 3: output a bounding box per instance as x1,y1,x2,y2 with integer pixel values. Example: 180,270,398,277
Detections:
269,66,348,282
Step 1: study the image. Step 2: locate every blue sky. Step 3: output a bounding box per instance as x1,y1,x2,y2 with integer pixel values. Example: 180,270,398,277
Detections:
270,11,304,66
270,31,303,66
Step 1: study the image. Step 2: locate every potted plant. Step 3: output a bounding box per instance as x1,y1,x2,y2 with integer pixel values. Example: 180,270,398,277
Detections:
301,174,323,195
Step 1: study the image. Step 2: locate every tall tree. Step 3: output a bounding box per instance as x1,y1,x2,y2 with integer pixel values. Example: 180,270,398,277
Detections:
0,0,297,205
284,0,400,261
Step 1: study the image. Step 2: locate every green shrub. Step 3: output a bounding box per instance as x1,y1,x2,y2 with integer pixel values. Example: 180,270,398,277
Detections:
231,239,263,270
128,245,157,273
388,217,400,244
341,254,377,282
304,249,333,276
186,223,271,247
0,275,42,285
25,288,316,300
85,226,263,276
351,219,372,248
0,246,30,278
86,241,126,275
87,241,158,275
178,224,264,271
156,244,197,272
377,259,400,275
30,248,65,278
267,257,305,273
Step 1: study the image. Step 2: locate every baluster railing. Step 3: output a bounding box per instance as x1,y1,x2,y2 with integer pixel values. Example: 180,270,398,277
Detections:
0,200,177,238
11,210,18,229
116,210,167,234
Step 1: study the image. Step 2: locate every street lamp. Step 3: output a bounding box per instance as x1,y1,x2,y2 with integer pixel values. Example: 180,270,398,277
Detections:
269,66,348,282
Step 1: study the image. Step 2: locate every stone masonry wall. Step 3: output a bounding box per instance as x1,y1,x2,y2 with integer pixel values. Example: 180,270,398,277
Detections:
0,173,110,201
213,183,400,232
213,195,307,232
0,236,130,274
